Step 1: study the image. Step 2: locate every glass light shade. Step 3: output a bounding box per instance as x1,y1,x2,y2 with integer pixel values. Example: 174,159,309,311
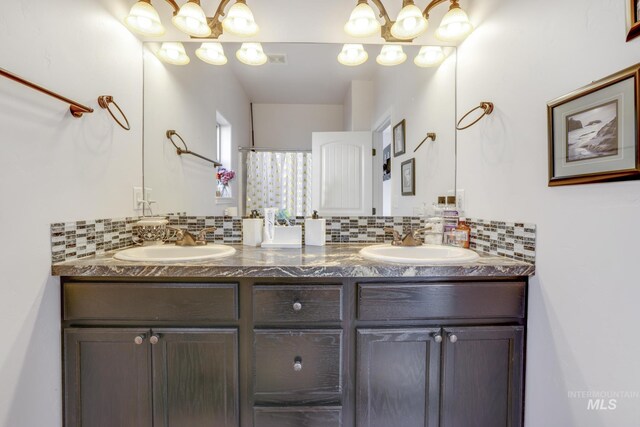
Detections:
222,2,259,37
414,46,445,67
124,1,165,36
236,43,267,66
172,1,212,37
337,44,368,66
376,45,407,66
344,3,381,37
435,5,473,41
196,43,228,65
157,42,190,65
391,3,428,40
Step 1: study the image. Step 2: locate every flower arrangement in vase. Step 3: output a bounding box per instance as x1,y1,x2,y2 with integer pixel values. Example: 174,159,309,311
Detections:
216,167,236,197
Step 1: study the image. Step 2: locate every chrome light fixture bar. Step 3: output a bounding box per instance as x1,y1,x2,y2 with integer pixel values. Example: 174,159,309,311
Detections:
124,0,260,39
344,0,472,42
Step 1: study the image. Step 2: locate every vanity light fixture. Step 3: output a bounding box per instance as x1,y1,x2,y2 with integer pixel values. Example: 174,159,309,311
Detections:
157,42,190,65
414,45,444,67
344,0,382,38
434,0,473,41
338,44,369,66
124,0,166,36
196,42,228,65
343,0,472,43
236,43,267,66
222,0,260,37
172,0,212,37
376,45,407,66
391,0,429,40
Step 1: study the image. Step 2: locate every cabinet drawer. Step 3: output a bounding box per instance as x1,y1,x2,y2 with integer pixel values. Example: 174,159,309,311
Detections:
254,407,342,427
358,282,525,321
254,330,342,403
64,282,238,322
253,285,342,323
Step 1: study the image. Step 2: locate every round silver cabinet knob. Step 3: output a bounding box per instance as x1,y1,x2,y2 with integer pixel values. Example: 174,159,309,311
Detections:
150,335,160,345
434,334,443,343
293,358,303,372
292,301,303,312
448,334,458,343
134,335,145,345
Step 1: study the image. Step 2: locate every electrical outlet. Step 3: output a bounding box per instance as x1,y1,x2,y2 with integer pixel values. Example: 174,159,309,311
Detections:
447,189,465,213
133,187,144,211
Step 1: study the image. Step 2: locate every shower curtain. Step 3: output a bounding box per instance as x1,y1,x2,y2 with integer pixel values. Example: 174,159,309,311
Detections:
245,151,312,217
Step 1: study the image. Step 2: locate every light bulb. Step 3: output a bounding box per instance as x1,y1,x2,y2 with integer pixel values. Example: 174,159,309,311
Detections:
338,44,368,66
124,1,165,36
196,42,228,65
157,42,190,65
435,3,473,41
236,42,267,66
376,45,407,66
414,46,445,68
344,2,381,37
172,1,211,37
391,2,428,40
222,1,259,37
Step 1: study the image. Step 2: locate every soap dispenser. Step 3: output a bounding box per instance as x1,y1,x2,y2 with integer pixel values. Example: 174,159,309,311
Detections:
305,211,326,246
242,210,263,247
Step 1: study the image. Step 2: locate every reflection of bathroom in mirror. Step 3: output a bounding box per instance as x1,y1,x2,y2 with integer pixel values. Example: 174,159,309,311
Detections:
143,42,456,217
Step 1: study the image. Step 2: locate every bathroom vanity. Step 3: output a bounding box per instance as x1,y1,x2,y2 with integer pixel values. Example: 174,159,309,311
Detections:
54,245,533,427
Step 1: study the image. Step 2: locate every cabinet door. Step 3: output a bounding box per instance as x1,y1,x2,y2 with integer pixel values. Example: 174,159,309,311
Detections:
64,328,153,427
356,328,441,427
151,329,239,427
441,326,524,427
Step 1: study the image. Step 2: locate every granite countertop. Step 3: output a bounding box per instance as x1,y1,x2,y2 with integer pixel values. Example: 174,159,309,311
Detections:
51,244,535,278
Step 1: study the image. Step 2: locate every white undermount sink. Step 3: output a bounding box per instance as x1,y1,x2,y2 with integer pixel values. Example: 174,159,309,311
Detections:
359,244,480,265
114,244,236,262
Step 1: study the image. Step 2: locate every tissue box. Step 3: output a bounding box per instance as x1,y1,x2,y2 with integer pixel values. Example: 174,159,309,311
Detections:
305,219,326,246
261,226,302,249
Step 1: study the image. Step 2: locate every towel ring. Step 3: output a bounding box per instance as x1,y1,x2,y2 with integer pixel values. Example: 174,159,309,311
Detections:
98,95,131,131
456,102,494,130
166,129,188,153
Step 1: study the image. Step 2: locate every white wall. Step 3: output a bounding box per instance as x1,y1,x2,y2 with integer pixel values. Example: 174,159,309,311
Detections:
0,1,143,426
144,45,251,216
457,1,640,425
253,103,344,150
344,80,374,131
372,53,457,216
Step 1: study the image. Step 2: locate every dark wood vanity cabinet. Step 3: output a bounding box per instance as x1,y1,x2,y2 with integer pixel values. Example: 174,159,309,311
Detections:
61,278,526,427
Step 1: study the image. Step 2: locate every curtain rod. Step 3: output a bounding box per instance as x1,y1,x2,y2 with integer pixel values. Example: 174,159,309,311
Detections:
238,147,312,153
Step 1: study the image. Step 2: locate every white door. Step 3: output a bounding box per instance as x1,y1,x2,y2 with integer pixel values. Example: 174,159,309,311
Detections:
312,131,373,216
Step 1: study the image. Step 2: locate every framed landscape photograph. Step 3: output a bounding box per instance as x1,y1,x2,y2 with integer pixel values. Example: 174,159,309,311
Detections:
547,64,640,186
627,0,640,41
393,119,406,157
401,158,415,195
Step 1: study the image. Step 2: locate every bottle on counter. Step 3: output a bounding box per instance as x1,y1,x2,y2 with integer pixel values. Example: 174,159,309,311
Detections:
454,220,471,248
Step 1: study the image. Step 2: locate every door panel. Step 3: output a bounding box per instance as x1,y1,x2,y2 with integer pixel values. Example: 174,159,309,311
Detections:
152,329,239,427
441,326,524,427
64,328,152,427
356,328,441,427
312,131,373,216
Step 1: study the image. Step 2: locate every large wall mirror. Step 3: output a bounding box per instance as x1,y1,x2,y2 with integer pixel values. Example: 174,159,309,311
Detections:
143,42,456,217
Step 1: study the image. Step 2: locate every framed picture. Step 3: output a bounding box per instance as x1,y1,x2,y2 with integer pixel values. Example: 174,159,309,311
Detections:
547,64,640,186
382,145,391,181
628,0,640,42
401,158,415,195
393,119,406,157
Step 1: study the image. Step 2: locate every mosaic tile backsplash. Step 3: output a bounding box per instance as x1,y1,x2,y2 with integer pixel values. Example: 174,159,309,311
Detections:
51,215,536,264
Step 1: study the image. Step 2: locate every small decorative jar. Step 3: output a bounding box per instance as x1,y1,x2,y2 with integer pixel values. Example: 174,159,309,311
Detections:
132,217,170,246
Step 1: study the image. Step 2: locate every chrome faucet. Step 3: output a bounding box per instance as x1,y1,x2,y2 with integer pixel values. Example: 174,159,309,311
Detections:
384,226,433,247
167,226,217,246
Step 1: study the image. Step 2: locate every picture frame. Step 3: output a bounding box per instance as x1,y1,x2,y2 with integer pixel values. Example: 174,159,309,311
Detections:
393,119,406,157
382,144,391,181
547,64,640,186
627,0,640,42
401,158,415,196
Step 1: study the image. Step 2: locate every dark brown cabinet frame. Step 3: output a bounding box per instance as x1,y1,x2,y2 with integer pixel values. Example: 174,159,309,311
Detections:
61,276,528,427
